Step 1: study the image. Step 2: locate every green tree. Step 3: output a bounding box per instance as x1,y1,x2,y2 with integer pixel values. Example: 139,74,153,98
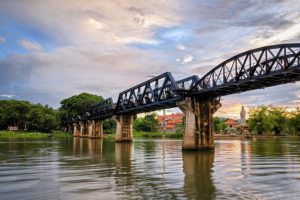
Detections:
289,108,300,134
268,107,288,134
247,105,291,135
133,113,158,132
0,100,59,132
59,92,104,125
247,106,272,134
213,117,228,134
103,118,116,134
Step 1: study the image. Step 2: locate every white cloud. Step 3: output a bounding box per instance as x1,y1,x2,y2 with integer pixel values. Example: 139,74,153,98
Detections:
19,39,43,51
176,44,186,50
0,36,5,44
0,94,15,98
0,0,299,116
181,55,193,64
250,22,300,46
0,1,181,47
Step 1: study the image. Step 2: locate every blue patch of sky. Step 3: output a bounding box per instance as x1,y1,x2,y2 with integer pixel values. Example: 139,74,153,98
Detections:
129,26,193,50
0,14,61,58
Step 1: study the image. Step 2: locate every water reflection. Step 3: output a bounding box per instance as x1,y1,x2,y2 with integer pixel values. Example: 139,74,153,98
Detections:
72,138,103,156
0,138,300,199
183,151,215,200
115,142,132,167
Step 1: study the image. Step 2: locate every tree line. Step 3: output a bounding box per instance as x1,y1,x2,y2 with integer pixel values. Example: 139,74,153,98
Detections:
0,100,59,132
0,92,299,135
247,106,300,135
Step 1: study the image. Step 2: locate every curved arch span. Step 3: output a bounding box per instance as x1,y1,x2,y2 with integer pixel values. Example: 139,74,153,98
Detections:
190,43,300,97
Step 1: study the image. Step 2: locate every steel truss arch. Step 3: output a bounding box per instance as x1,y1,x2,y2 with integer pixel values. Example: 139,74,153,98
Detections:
191,43,300,97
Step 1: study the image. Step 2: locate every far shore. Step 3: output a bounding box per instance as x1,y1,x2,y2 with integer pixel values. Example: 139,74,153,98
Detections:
0,130,299,140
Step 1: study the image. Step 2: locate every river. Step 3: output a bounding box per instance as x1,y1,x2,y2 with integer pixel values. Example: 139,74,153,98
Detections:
0,137,300,200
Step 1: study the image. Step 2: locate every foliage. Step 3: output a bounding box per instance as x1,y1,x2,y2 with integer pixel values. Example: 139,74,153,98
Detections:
133,113,158,132
213,117,228,134
175,122,184,134
134,131,183,139
0,130,71,139
0,100,59,132
247,106,299,135
104,131,183,139
103,118,116,134
59,92,104,125
288,108,300,134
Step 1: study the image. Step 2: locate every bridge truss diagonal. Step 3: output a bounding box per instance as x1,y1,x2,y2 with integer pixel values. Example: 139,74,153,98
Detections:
190,43,300,97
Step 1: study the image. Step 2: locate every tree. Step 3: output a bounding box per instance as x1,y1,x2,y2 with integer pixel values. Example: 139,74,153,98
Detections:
289,108,300,134
247,105,291,135
268,107,288,135
103,118,116,134
213,117,228,134
59,92,104,126
133,113,158,132
0,100,59,132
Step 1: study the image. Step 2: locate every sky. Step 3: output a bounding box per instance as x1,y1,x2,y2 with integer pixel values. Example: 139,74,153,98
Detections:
0,0,299,118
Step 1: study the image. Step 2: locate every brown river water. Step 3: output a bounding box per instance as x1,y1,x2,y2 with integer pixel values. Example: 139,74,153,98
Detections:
0,137,300,200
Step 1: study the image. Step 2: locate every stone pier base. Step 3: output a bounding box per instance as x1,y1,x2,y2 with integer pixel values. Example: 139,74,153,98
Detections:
73,123,80,137
79,121,89,138
88,120,103,139
114,114,134,142
177,97,221,150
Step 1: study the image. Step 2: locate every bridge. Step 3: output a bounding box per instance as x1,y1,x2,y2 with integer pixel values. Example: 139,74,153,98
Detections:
70,43,300,150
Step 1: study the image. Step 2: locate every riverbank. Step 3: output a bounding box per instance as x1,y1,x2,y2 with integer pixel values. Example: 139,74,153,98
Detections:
1,130,299,140
0,131,72,139
214,134,300,140
104,131,183,140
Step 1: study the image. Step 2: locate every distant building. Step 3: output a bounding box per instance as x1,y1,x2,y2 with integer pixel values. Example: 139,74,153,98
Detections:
157,113,184,130
225,119,239,128
8,126,18,131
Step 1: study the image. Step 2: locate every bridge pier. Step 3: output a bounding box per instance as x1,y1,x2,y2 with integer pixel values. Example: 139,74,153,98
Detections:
79,121,89,137
178,97,221,150
73,123,80,137
114,114,135,142
88,120,103,139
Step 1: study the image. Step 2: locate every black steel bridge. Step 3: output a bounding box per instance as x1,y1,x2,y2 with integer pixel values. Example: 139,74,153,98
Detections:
71,43,300,150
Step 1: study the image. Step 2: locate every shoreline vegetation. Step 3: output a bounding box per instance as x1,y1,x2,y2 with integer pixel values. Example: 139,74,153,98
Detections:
0,130,299,140
0,131,72,139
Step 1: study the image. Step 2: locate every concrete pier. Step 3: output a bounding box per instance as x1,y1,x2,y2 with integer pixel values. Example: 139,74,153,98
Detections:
79,121,89,137
178,97,221,150
73,123,80,137
115,114,135,142
88,120,103,139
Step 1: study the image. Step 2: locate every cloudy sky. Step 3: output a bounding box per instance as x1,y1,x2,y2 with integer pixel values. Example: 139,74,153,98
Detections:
0,0,299,118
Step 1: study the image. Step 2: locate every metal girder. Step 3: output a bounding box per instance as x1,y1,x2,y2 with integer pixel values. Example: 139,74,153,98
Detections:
68,43,300,126
190,43,300,97
115,72,178,113
89,98,115,120
74,74,200,122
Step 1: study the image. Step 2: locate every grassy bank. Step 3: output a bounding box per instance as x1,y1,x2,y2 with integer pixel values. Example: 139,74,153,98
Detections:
0,130,72,139
104,131,183,140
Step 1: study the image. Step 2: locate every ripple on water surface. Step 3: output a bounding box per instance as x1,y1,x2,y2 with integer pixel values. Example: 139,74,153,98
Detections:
0,138,300,199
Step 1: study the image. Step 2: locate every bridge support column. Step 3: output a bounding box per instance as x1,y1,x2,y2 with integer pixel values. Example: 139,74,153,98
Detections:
73,123,80,137
79,121,89,137
88,120,103,139
177,97,221,150
114,114,135,142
